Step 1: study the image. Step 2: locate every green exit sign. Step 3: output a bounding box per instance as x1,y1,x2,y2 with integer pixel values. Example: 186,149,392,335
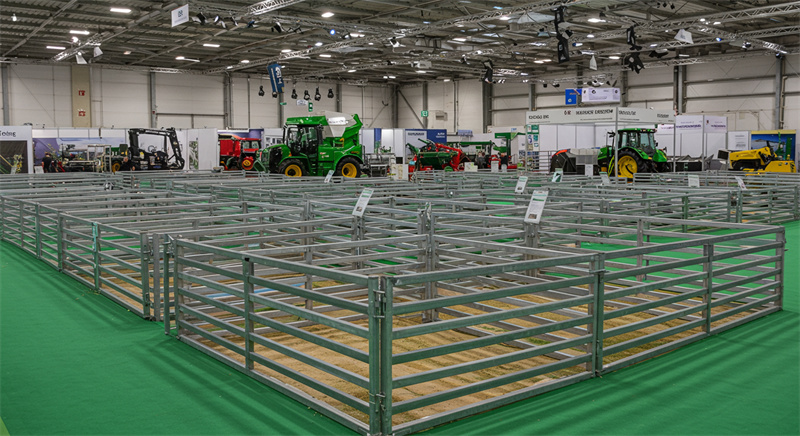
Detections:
308,102,314,112
421,110,429,117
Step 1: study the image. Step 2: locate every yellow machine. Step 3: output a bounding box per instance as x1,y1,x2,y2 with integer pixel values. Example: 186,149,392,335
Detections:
722,146,796,173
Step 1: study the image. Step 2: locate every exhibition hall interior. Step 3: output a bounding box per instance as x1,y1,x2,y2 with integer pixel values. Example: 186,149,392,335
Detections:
0,1,798,436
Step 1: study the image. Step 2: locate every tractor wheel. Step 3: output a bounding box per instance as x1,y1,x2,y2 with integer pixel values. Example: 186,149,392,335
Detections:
335,156,362,178
111,161,121,172
278,159,305,177
615,149,648,179
241,156,255,171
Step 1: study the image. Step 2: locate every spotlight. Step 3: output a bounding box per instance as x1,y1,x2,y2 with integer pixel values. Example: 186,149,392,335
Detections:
304,90,310,100
543,83,548,88
648,50,668,59
776,52,785,59
329,29,336,36
538,28,550,37
291,88,298,99
93,46,103,58
272,92,278,98
327,88,334,98
565,29,573,38
75,52,87,64
624,53,645,74
258,86,265,97
314,87,322,101
12,13,17,21
196,12,206,25
213,15,221,24
247,20,256,28
670,3,675,9
230,16,238,27
556,33,570,63
626,26,642,51
553,82,560,88
460,55,468,64
715,37,722,42
390,37,400,47
273,22,283,33
743,41,751,49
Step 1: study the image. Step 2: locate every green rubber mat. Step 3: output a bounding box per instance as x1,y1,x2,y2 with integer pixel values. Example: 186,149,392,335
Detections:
1,221,798,435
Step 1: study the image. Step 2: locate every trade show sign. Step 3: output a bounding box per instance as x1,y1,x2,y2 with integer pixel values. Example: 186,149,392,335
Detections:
581,87,621,103
525,107,674,125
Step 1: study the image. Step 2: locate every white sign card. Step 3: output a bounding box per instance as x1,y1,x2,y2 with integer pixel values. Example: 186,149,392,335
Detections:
600,172,611,186
171,5,189,27
734,176,747,190
352,188,374,217
463,162,478,172
688,174,700,187
491,160,499,172
515,176,529,194
324,170,334,183
581,88,621,103
584,164,594,177
551,168,563,183
524,190,549,224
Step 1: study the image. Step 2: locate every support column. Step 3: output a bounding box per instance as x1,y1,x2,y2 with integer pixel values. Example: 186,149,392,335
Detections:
422,82,428,129
247,76,252,127
675,65,685,114
149,72,157,128
482,81,492,133
223,74,233,129
392,85,399,128
620,70,628,107
1,64,9,125
528,82,536,110
336,83,342,112
277,90,284,127
774,56,784,130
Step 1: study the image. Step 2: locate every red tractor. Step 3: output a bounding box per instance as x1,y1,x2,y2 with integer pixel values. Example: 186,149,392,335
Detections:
219,134,263,171
407,139,468,175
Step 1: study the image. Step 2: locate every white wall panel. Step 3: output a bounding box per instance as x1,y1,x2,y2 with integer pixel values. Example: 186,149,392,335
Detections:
230,77,251,128
91,68,149,128
340,85,393,129
8,64,71,127
155,73,224,116
397,85,423,129
456,80,482,132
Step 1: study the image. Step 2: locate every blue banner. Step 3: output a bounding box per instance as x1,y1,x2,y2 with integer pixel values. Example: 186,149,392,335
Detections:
267,64,285,94
427,129,447,143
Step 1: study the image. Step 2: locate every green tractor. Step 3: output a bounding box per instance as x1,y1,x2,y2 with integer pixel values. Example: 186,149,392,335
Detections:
260,112,365,178
551,128,669,178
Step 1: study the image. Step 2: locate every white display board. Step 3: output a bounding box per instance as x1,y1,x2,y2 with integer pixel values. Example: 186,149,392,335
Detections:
0,126,34,173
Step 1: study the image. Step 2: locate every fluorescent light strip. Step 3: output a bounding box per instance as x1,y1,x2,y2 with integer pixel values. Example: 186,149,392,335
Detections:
110,7,131,13
203,43,220,48
47,45,66,50
70,30,90,35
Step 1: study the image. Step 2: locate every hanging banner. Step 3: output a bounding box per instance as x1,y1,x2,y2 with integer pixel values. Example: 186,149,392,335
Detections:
581,87,621,103
267,64,285,94
171,5,189,27
526,107,673,125
704,116,728,133
675,115,704,134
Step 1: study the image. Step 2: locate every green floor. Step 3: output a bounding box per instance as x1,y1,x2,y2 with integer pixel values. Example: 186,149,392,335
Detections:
1,222,798,435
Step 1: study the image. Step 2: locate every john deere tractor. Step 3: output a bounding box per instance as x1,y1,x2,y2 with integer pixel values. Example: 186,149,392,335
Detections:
551,128,669,178
261,112,365,178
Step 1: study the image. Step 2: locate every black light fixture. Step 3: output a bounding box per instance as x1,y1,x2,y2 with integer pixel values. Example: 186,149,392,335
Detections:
460,55,468,64
389,37,399,47
624,53,645,74
543,83,548,88
743,41,752,49
314,87,322,101
649,49,669,59
327,88,334,98
553,82,560,88
230,16,238,27
556,33,570,63
258,85,265,97
213,15,221,24
272,91,278,98
247,20,256,28
304,90,310,100
565,29,573,38
291,88,298,99
626,26,642,51
776,52,785,59
273,22,283,32
196,12,207,24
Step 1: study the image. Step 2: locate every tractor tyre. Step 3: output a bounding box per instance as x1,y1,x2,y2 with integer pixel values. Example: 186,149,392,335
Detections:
278,159,305,177
335,156,362,178
241,156,255,171
614,149,649,179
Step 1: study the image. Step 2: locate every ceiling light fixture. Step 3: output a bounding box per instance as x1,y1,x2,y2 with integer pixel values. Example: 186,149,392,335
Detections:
175,56,185,60
587,18,605,23
12,13,17,21
314,87,322,101
47,45,66,50
304,90,310,100
258,86,265,97
327,88,334,98
71,36,79,43
609,55,620,60
291,88,298,99
499,16,510,20
347,69,357,73
230,16,238,27
75,52,87,64
247,20,256,28
713,21,721,25
203,43,220,48
321,12,334,18
273,22,283,33
123,50,131,55
70,30,90,35
390,37,400,47
453,37,467,42
93,47,103,58
110,7,132,13
281,49,292,53
315,42,323,46
587,34,594,38
196,12,206,24
240,59,250,63
319,53,331,58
